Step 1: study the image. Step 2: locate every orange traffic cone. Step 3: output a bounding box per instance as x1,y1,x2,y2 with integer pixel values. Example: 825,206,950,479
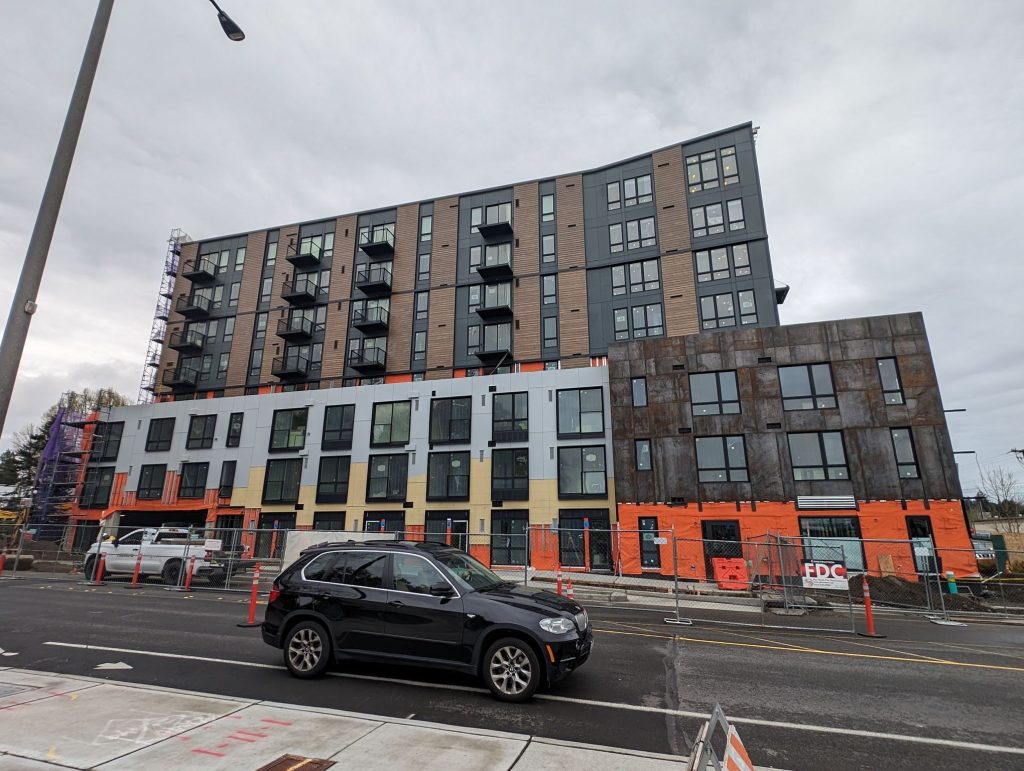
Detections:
567,578,574,600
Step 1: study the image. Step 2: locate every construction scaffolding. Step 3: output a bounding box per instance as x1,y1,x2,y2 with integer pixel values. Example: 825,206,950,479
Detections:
137,228,190,402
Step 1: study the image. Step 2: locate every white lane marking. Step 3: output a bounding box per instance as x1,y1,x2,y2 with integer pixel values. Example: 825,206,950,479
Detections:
94,662,133,670
42,642,1024,756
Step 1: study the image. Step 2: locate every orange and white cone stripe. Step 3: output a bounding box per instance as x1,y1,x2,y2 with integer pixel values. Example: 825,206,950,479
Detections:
723,726,754,771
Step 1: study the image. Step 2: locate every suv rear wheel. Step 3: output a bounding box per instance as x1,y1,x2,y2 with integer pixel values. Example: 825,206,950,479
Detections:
284,621,331,678
483,637,541,702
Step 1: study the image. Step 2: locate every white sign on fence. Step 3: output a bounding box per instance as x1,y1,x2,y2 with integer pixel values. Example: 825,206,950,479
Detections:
652,537,668,545
800,560,848,590
204,539,222,551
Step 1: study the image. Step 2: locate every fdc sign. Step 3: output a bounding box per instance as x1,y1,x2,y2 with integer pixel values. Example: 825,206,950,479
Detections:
800,560,848,590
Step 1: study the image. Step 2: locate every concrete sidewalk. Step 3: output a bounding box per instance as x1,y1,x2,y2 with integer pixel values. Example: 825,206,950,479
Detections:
0,667,690,770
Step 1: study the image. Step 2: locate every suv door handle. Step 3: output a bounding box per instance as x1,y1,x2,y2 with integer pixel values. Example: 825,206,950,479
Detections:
387,600,404,608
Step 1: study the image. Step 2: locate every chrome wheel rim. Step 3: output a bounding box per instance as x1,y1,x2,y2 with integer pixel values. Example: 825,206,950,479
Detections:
489,646,532,696
287,628,323,672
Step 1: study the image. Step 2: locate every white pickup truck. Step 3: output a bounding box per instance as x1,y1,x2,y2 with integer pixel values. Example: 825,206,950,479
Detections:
84,528,228,586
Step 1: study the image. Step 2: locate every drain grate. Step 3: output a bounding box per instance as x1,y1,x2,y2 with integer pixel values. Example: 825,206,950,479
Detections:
256,755,335,771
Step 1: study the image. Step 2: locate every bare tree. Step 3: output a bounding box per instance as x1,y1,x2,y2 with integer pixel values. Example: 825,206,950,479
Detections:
978,466,1022,520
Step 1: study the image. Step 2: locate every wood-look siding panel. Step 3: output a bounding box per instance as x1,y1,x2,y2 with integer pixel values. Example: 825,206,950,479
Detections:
652,146,698,337
558,269,589,366
515,275,540,361
555,175,585,269
391,204,419,293
386,291,414,370
425,286,455,375
431,196,459,286
513,182,539,275
225,230,267,394
260,225,298,381
322,215,356,381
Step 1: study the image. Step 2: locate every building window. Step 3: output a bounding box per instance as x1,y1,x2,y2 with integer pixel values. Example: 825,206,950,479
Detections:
639,516,661,568
234,246,246,271
613,307,629,341
469,246,482,270
223,317,235,343
413,331,427,362
145,417,175,452
544,361,560,371
611,265,626,296
262,458,301,503
430,397,471,444
492,448,529,500
417,253,431,282
695,436,748,482
727,199,745,232
700,293,735,329
91,421,123,462
557,446,607,498
491,510,529,565
609,223,623,253
225,412,244,448
690,203,724,238
686,151,720,192
228,282,240,307
629,259,660,292
420,214,432,241
137,464,166,500
542,275,557,305
366,454,408,501
635,439,652,471
217,352,230,378
493,392,528,442
799,516,865,571
631,377,647,407
625,217,656,250
543,316,558,349
484,242,512,269
316,456,351,503
485,202,512,226
779,364,837,410
470,206,482,233
178,462,209,499
415,291,429,321
482,322,512,353
557,387,604,437
696,243,751,282
218,460,236,498
891,428,920,479
80,466,115,508
631,303,664,338
264,234,278,267
467,325,480,356
623,174,653,206
312,512,346,531
877,358,905,405
260,276,272,304
607,181,621,210
269,407,308,452
738,290,757,325
248,349,263,378
254,312,267,340
542,234,556,263
427,451,470,500
690,371,740,415
541,193,555,222
322,404,355,451
788,432,849,480
371,401,411,446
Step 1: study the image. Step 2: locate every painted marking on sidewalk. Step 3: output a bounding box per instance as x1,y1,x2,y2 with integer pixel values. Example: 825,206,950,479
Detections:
39,641,1024,756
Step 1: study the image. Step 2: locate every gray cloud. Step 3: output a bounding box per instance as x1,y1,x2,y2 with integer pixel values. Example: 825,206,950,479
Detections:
1,0,1021,493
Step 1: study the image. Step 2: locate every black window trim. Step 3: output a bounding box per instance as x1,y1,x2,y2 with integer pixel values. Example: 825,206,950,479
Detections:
429,396,472,445
491,447,530,501
556,444,608,500
555,386,606,440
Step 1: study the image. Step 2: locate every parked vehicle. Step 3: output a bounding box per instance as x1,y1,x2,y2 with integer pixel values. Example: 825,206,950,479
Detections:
84,528,227,586
262,540,592,702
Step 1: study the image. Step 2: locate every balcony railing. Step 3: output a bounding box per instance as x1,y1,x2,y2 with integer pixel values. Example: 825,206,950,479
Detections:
286,239,322,268
282,276,321,305
276,316,315,340
475,297,513,320
476,256,514,281
358,224,396,258
477,216,514,238
348,346,387,373
354,265,393,294
162,365,199,389
272,352,311,379
168,328,206,353
174,294,212,319
181,257,217,282
352,305,390,332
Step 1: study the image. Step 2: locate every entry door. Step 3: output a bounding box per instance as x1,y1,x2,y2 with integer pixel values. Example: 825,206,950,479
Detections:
701,520,742,580
906,515,941,575
256,512,295,558
558,510,612,571
215,514,244,553
382,552,466,663
639,517,661,569
425,512,469,550
491,510,528,566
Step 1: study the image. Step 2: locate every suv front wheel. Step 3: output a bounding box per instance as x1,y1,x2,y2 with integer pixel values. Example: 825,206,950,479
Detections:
284,621,331,678
483,637,541,702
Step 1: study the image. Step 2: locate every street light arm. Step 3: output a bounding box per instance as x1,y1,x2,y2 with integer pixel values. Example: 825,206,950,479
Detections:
207,0,245,41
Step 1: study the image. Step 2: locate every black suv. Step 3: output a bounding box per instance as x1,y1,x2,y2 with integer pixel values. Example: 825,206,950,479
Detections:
262,540,592,702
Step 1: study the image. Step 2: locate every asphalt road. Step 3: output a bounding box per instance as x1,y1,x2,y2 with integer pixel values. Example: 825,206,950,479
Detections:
2,576,1023,771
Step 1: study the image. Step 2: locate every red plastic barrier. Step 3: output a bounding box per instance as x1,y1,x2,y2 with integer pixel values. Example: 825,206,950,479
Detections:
712,557,748,591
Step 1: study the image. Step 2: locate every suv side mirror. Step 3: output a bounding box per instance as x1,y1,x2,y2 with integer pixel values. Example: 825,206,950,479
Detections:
429,581,454,598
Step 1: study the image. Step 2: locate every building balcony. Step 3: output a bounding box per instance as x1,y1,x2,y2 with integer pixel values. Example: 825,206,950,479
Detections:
473,344,513,363
358,225,396,258
162,365,199,389
174,294,212,319
272,352,310,379
477,218,514,238
286,240,322,268
181,257,217,283
352,305,390,332
282,276,321,305
475,299,513,320
354,265,393,295
167,328,206,353
276,316,314,341
476,259,514,281
348,346,387,373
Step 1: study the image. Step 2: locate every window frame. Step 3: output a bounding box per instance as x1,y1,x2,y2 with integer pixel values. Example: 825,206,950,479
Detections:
877,357,906,405
268,407,308,452
689,371,741,416
429,397,472,445
366,453,409,502
426,451,471,501
779,363,837,411
695,435,749,482
491,447,529,501
890,427,920,479
370,400,411,447
178,461,210,499
225,412,244,448
316,456,351,503
556,387,605,439
218,460,236,498
631,377,648,407
492,392,528,442
322,404,355,451
788,431,850,481
136,464,166,500
185,415,217,450
262,458,302,504
557,445,608,499
635,439,652,471
145,417,175,452
541,193,555,222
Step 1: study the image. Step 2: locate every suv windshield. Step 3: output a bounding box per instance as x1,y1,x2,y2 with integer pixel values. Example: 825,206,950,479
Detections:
432,549,505,591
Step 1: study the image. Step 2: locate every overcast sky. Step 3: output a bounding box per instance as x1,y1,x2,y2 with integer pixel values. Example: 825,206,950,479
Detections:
1,0,1021,495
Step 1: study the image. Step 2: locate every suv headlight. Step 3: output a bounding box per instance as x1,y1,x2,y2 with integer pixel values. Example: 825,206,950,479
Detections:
539,616,575,635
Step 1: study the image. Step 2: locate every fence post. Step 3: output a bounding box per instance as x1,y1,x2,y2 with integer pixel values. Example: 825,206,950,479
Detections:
774,533,788,607
522,526,529,586
615,523,623,578
665,527,691,626
9,529,27,579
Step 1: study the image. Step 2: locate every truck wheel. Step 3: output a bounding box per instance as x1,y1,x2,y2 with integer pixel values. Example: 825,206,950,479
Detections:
162,560,182,585
207,572,226,587
84,556,104,581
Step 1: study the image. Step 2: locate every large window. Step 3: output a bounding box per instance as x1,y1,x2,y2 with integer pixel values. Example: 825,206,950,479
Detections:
612,259,661,296
700,293,735,329
316,456,351,503
690,371,740,415
427,451,470,500
322,404,355,451
542,275,557,305
493,392,528,442
417,253,431,282
625,217,656,250
890,428,920,479
145,417,175,452
558,446,607,498
635,439,652,471
631,377,648,407
690,203,724,238
543,316,558,349
137,464,166,500
366,454,409,502
799,516,865,572
623,174,653,206
225,412,244,448
415,291,429,320
263,458,302,503
738,290,757,325
695,436,748,482
218,461,236,498
557,387,605,437
788,432,849,481
630,303,664,338
420,214,432,241
696,244,751,282
492,448,529,501
178,462,209,499
80,467,115,508
91,421,123,462
186,414,217,450
686,146,738,193
430,397,471,444
607,181,621,210
269,408,308,452
541,193,555,222
371,401,411,446
727,199,745,230
542,234,556,263
779,364,837,410
609,223,624,252
877,358,905,405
